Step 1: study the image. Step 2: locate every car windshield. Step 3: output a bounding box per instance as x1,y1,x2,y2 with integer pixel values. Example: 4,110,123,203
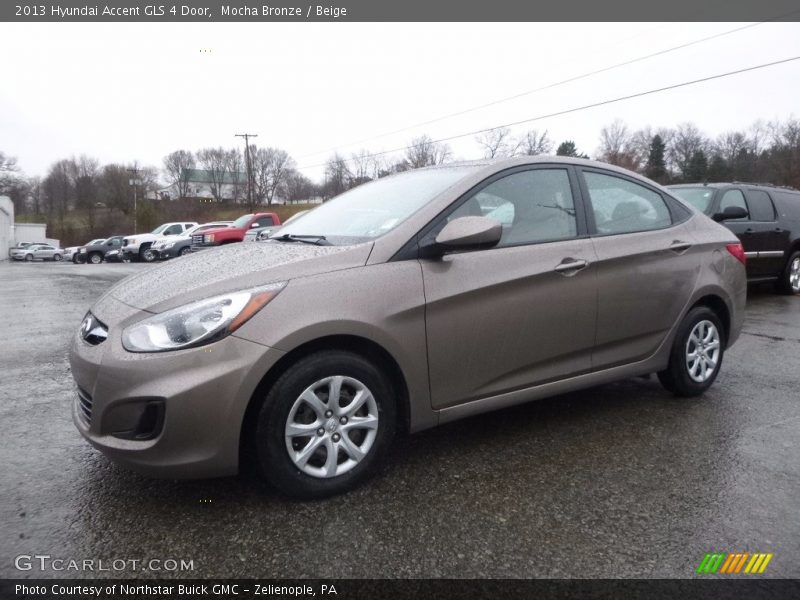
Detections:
671,187,715,213
232,215,254,228
276,166,480,244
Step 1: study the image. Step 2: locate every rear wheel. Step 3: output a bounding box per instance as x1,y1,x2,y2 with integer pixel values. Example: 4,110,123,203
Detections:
255,350,396,499
53,254,63,262
658,307,724,397
178,246,191,257
777,251,800,295
24,254,33,262
88,252,103,264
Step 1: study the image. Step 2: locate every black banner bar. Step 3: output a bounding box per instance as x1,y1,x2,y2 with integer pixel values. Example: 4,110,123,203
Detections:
2,579,800,600
2,0,800,22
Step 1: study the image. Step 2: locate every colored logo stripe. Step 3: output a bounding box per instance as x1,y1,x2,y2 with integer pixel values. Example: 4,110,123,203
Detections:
697,553,773,574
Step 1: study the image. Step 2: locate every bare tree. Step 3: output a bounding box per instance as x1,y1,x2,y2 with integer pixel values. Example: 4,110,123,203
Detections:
350,148,376,183
226,148,245,204
323,153,352,199
516,129,553,156
475,127,516,158
250,146,296,208
196,147,229,202
43,159,73,229
163,150,195,199
0,151,21,194
404,135,452,169
670,123,707,179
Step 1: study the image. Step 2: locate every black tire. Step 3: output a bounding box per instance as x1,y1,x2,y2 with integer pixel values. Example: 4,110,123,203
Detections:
88,252,103,264
72,255,82,264
53,254,63,262
657,306,725,397
24,254,33,262
178,246,191,257
776,251,800,295
255,350,396,499
139,245,156,263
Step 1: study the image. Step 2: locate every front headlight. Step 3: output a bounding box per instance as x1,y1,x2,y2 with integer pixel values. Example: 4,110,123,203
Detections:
121,282,286,353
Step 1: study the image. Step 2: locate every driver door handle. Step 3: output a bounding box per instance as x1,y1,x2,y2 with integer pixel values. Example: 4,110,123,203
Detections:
669,240,692,254
554,259,588,275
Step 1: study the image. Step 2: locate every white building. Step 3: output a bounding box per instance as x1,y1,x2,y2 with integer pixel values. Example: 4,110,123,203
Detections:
0,195,58,260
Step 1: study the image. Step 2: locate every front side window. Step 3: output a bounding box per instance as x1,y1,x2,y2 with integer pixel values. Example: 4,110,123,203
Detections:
448,168,577,247
164,225,182,235
746,190,776,221
585,172,672,234
719,189,748,218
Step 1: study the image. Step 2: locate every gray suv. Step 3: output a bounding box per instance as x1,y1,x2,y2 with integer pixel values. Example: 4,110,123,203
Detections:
69,157,746,498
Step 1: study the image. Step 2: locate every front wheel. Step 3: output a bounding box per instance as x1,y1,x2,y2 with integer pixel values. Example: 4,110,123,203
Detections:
777,251,800,295
178,246,191,257
24,254,33,262
88,252,103,264
139,246,156,262
658,307,725,397
255,351,396,499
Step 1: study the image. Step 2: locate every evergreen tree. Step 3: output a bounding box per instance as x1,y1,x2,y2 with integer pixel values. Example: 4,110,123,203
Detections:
644,135,667,183
707,154,729,182
686,149,709,182
556,140,588,158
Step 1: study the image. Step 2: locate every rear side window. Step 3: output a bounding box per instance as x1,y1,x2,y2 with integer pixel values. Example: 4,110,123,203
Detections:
164,224,183,235
719,189,748,218
746,191,776,221
254,216,275,227
584,172,672,234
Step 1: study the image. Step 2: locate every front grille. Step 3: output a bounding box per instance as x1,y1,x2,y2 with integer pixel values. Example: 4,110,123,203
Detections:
192,234,204,246
76,387,93,425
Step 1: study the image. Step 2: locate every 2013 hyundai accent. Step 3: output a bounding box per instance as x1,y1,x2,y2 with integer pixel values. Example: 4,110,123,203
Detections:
69,157,746,498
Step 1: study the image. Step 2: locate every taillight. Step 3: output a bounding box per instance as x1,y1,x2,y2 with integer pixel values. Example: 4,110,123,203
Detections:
726,243,746,265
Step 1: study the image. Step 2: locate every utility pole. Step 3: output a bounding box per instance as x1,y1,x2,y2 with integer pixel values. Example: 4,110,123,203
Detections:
127,166,141,234
235,133,258,210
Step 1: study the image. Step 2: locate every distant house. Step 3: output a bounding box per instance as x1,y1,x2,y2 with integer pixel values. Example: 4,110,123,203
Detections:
155,169,247,202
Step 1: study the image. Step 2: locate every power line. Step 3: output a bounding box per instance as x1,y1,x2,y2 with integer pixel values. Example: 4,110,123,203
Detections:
295,55,800,172
296,14,798,161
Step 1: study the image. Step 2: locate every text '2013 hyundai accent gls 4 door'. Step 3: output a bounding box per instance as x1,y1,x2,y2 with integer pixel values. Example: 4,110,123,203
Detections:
69,157,746,498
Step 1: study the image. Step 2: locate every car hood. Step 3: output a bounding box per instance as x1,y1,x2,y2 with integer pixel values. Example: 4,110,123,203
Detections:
105,241,374,312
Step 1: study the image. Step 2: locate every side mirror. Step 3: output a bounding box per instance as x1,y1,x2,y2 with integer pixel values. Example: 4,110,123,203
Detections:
712,206,748,222
421,216,502,258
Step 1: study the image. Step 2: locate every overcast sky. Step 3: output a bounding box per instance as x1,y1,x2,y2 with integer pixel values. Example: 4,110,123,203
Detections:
1,22,799,182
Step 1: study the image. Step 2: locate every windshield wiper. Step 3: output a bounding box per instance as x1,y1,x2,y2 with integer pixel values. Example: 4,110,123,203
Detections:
272,234,331,246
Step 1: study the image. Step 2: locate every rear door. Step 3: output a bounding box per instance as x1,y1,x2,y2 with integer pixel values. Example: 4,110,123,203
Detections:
578,168,700,370
34,245,54,259
743,189,787,277
421,165,598,409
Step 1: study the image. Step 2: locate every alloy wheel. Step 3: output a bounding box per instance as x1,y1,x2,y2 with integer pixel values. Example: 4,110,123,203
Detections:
790,257,800,292
685,320,721,383
284,375,379,478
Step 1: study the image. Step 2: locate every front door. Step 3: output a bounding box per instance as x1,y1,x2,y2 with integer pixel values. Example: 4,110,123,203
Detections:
421,166,597,409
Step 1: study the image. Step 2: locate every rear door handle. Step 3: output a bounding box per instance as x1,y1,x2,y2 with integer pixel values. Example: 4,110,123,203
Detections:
554,259,588,275
669,240,692,254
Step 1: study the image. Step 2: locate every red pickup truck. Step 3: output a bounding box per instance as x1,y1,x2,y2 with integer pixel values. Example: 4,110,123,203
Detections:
190,212,281,250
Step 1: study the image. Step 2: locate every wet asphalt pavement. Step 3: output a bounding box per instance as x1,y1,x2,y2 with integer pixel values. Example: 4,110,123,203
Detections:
0,260,798,579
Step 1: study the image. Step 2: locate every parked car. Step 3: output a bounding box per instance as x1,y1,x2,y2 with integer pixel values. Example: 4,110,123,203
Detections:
70,157,745,499
10,243,64,261
79,236,124,264
65,239,105,263
152,222,233,260
121,222,198,262
191,213,281,250
670,182,800,294
254,210,310,241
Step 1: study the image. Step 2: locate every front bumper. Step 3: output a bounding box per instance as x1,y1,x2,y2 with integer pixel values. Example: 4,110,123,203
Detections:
68,295,285,479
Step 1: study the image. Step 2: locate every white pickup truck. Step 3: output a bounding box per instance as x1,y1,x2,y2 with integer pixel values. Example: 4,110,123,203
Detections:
121,222,198,262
